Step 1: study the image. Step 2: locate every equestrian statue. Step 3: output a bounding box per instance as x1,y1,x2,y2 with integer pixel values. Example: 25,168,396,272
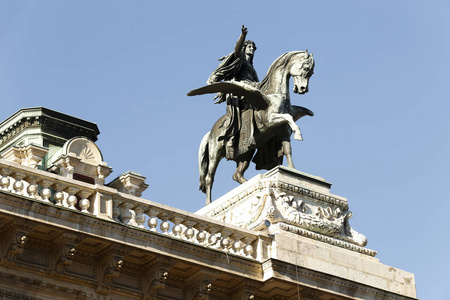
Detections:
188,26,315,205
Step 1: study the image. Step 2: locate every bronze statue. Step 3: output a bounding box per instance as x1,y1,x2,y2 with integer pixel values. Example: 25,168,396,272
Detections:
188,26,315,205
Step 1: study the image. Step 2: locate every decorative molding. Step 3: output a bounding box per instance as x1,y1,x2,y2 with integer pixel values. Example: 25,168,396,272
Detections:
0,289,43,300
1,144,48,168
0,108,99,151
108,171,149,197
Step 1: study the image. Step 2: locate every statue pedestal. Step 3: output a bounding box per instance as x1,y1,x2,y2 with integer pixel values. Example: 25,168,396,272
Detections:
196,166,416,298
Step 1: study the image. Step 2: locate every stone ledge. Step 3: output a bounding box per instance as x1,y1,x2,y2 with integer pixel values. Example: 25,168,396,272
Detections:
269,231,416,298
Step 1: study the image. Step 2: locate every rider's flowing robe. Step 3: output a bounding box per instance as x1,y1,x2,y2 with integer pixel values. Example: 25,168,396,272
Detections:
208,51,259,160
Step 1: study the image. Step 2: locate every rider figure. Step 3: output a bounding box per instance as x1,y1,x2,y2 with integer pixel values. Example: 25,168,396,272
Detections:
207,25,259,159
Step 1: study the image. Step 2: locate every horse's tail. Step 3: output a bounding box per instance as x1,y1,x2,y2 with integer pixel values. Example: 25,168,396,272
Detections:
199,131,210,193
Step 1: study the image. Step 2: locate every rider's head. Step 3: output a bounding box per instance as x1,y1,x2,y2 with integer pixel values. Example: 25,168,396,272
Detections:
244,40,257,56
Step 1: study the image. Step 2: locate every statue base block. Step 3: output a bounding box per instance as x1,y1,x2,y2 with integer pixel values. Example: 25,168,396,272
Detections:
196,166,416,298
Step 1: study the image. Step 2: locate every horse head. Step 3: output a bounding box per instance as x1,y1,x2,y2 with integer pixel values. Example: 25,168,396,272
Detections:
290,51,315,94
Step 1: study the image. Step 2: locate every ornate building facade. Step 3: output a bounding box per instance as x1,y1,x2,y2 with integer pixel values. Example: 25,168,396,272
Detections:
0,108,416,299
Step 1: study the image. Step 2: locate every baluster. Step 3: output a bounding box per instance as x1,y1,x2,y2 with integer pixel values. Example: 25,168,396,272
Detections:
231,233,244,256
66,187,79,210
206,225,221,249
25,175,39,199
182,220,197,241
220,229,233,252
78,190,92,213
134,206,146,228
39,179,53,203
12,171,26,195
242,236,255,258
158,213,171,235
170,215,185,238
120,202,135,225
194,224,207,245
112,198,123,222
0,169,11,191
53,183,66,206
146,208,159,232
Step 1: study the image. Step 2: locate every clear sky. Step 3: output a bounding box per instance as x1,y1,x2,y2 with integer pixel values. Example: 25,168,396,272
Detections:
0,1,448,298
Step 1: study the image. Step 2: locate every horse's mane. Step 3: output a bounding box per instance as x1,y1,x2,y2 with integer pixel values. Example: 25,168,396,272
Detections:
259,51,313,93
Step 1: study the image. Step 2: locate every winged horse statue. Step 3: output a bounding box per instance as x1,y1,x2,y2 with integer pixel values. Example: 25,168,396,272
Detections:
188,50,315,205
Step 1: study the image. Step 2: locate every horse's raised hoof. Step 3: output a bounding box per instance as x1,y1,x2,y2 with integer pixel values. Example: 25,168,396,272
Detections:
293,133,303,141
232,173,247,184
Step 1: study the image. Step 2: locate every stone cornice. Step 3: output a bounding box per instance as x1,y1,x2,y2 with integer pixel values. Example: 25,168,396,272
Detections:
277,222,377,256
265,258,417,300
0,107,99,152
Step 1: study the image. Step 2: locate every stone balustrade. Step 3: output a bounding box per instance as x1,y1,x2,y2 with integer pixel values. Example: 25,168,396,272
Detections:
0,159,265,261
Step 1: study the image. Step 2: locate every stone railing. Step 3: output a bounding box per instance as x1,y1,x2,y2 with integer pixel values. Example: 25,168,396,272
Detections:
0,159,266,261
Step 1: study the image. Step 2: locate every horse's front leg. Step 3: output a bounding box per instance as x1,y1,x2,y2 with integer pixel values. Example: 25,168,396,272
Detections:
268,113,303,140
233,150,255,184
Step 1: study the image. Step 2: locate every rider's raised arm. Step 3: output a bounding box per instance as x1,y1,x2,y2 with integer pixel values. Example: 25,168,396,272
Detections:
233,25,248,58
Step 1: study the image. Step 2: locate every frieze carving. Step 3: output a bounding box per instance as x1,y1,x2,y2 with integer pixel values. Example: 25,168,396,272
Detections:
51,234,83,277
274,190,346,236
186,270,220,300
205,179,349,219
231,281,261,300
96,255,124,295
240,292,255,300
1,231,27,267
300,288,322,300
141,257,175,300
103,256,123,285
53,245,76,275
0,221,34,267
142,268,169,300
0,289,43,300
270,188,368,248
211,183,370,253
192,280,212,300
270,181,348,209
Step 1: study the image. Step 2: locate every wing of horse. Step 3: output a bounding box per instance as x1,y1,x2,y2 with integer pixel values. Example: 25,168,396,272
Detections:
291,105,314,121
187,81,269,110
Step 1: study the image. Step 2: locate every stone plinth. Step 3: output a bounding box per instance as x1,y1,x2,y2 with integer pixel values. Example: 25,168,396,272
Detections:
196,166,416,299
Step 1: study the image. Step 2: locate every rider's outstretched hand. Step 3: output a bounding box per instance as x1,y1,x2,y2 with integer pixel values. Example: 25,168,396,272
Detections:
241,25,248,35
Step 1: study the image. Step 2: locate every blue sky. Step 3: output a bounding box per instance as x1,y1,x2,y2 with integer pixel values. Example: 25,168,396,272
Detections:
0,1,449,298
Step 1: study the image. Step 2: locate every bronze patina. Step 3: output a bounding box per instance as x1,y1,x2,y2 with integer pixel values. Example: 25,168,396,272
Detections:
188,26,315,205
